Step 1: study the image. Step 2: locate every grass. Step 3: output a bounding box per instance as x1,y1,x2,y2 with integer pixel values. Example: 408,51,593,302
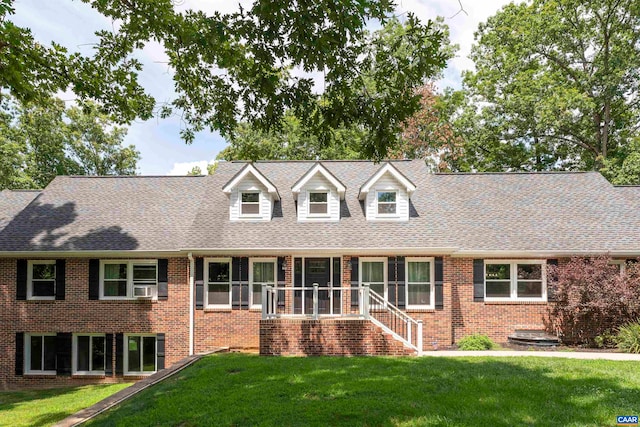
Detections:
87,354,640,427
0,383,130,427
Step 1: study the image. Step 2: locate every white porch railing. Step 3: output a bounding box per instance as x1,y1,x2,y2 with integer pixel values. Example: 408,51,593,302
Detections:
261,283,422,354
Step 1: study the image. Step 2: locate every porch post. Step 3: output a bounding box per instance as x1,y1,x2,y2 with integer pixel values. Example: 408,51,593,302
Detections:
312,283,319,320
416,320,423,355
261,283,269,320
362,283,370,320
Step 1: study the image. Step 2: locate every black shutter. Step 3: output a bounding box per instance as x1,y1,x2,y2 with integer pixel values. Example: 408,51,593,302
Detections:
387,257,396,306
115,333,124,375
105,334,113,375
397,257,406,309
473,259,485,302
88,259,100,300
15,332,24,375
350,257,359,308
16,259,27,300
240,258,249,309
55,260,66,300
546,259,559,302
294,258,302,287
56,332,72,376
332,257,341,287
195,258,204,309
231,257,241,309
157,259,169,300
156,333,165,370
277,257,286,308
435,257,444,309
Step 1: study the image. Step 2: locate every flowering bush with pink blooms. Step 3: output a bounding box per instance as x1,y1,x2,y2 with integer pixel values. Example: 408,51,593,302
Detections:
547,256,640,346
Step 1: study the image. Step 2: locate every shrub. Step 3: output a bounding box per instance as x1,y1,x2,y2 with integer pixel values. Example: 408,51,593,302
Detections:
594,330,617,349
617,321,640,353
457,334,497,350
547,256,640,346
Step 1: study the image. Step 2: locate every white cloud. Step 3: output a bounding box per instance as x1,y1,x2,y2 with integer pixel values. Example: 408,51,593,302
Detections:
167,159,217,176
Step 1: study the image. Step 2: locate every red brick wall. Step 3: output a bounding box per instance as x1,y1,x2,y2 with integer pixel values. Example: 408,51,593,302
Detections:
0,257,190,390
260,319,414,356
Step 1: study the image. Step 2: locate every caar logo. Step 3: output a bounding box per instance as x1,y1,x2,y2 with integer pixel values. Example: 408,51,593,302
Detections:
617,415,639,425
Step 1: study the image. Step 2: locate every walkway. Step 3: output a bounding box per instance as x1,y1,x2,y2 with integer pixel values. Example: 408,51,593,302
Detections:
420,350,640,360
54,348,228,427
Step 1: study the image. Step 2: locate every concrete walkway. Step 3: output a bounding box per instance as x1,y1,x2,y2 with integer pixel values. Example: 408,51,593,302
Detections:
420,350,640,360
54,348,228,427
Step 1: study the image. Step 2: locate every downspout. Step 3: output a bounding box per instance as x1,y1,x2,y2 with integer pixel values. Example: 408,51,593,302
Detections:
188,252,194,356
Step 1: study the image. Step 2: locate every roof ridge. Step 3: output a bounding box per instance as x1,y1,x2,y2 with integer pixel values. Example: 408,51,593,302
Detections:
66,175,206,179
229,159,415,163
434,171,592,175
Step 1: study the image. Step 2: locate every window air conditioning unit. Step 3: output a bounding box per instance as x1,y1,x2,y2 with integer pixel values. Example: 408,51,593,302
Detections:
133,285,153,298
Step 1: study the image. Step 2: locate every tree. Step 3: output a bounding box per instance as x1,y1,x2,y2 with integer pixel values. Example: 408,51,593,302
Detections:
462,0,640,172
0,95,140,189
1,0,450,158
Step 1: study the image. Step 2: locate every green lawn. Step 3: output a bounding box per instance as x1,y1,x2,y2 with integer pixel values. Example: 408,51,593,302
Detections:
86,354,640,427
0,383,130,427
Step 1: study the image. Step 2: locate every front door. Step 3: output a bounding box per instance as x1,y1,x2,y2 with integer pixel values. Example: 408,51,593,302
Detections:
304,258,331,315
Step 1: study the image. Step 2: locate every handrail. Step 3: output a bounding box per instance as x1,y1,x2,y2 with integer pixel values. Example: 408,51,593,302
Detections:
366,286,422,353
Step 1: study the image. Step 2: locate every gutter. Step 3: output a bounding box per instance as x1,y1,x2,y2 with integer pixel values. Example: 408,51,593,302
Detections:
188,252,194,356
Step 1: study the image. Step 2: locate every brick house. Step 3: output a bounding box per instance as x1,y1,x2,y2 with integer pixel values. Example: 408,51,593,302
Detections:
0,160,637,388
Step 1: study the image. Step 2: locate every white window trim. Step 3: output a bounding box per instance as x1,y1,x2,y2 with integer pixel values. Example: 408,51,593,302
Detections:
99,260,158,300
610,260,626,275
249,257,277,309
375,190,399,217
405,257,435,309
27,260,56,300
307,190,330,217
240,190,262,217
484,260,547,302
359,257,388,301
123,333,157,376
24,333,56,375
72,333,106,375
205,257,232,308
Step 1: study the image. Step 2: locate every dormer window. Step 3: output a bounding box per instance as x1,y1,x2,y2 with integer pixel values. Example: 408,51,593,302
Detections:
377,191,397,215
241,191,260,215
308,191,328,215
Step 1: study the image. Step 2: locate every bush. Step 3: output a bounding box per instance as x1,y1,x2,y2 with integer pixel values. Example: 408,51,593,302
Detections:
594,330,617,349
617,321,640,353
547,256,640,346
457,334,497,350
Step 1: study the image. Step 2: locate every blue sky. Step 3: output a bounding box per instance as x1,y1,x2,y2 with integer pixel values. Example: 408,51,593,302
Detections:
11,0,511,175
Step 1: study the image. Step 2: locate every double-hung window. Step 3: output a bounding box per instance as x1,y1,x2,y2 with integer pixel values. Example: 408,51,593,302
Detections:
125,334,156,375
406,258,434,308
28,260,56,299
360,258,386,300
206,258,231,308
74,334,105,374
240,191,260,215
101,260,158,299
250,258,276,308
485,260,546,301
377,191,397,215
25,333,56,374
308,191,328,215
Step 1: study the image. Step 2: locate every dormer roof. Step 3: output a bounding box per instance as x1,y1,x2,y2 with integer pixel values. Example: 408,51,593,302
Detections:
358,162,417,201
222,163,280,201
291,162,347,200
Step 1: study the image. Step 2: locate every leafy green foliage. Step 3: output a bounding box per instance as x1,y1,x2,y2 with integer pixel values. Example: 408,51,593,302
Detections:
457,334,497,350
617,321,640,354
459,0,640,174
88,354,640,426
0,95,140,189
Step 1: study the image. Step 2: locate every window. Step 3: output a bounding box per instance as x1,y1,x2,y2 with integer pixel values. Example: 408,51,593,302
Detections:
377,191,397,215
125,335,156,374
250,258,276,307
308,191,328,215
206,259,231,308
74,334,105,374
241,191,260,215
360,258,386,299
406,258,434,308
25,334,56,374
485,261,546,301
28,260,56,299
101,260,157,299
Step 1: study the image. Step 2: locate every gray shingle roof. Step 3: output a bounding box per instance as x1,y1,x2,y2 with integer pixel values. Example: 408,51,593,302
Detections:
0,176,208,252
0,190,41,232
